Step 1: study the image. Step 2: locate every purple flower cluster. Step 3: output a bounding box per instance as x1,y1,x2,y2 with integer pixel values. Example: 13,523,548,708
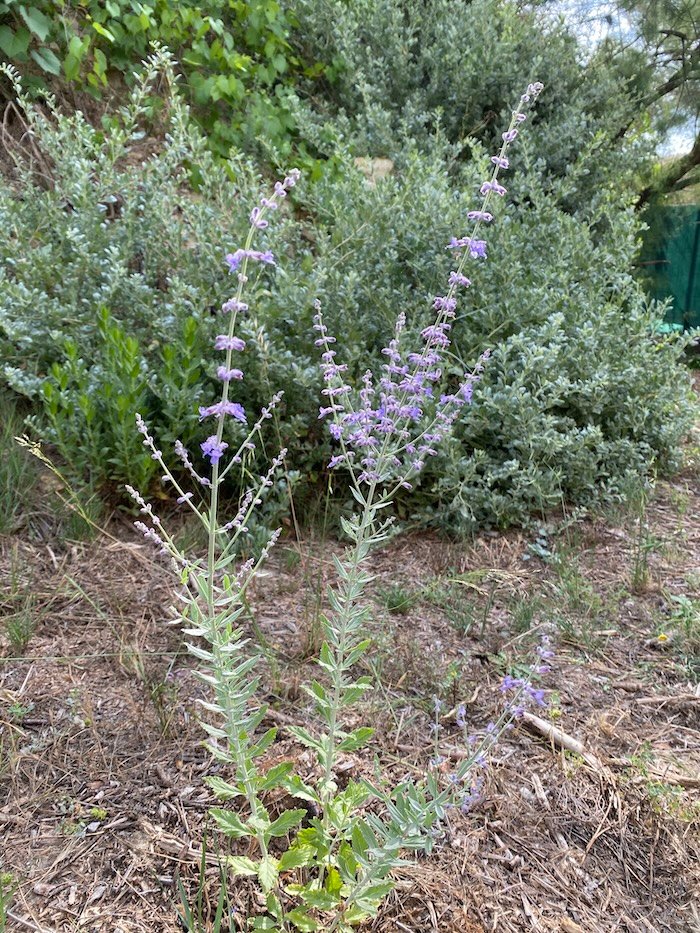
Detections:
225,249,276,273
314,308,489,487
316,82,544,486
499,637,554,717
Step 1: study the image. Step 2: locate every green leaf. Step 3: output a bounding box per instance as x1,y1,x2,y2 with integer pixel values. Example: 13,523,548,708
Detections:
250,726,277,758
0,25,30,58
338,727,374,752
30,47,61,75
209,807,251,839
284,908,318,931
226,855,258,877
19,5,52,41
354,881,395,912
282,775,321,805
92,21,115,42
286,726,324,753
267,808,306,838
251,919,278,930
325,866,343,898
258,761,294,791
257,855,279,893
298,887,337,910
278,844,315,871
205,775,244,800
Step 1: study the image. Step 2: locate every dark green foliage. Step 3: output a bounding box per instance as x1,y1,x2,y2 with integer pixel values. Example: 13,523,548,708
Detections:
0,0,300,157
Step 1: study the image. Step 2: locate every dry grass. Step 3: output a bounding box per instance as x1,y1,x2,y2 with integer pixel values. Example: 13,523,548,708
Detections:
2,457,700,932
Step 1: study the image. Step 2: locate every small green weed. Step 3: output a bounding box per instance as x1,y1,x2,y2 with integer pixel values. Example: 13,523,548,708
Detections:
0,872,18,932
424,579,477,635
1,549,40,655
176,825,230,933
0,393,39,535
377,583,419,616
625,742,700,822
665,595,700,680
510,592,546,634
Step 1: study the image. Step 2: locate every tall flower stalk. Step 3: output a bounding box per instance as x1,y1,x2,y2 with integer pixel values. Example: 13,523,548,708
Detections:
128,83,546,933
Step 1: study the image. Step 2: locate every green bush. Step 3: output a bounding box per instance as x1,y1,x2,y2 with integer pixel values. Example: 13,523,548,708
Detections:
0,42,695,531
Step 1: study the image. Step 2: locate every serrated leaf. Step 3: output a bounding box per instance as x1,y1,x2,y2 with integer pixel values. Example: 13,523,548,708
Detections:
338,727,374,752
278,844,315,871
205,775,243,800
210,807,251,839
226,855,258,876
282,775,321,805
343,640,372,668
354,880,394,912
250,726,277,758
258,854,279,893
258,761,293,791
286,726,324,753
266,808,306,838
298,887,338,910
284,908,318,931
325,866,343,898
318,641,334,672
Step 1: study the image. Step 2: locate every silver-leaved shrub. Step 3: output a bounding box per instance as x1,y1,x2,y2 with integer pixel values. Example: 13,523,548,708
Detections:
0,34,695,529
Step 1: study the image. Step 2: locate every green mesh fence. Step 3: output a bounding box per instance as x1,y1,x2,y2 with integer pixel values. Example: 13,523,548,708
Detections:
639,204,700,331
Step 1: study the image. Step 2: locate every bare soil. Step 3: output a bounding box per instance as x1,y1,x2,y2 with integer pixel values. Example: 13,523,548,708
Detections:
2,451,700,932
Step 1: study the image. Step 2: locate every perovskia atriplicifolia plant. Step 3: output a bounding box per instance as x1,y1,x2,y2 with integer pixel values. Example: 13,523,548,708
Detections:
129,83,549,932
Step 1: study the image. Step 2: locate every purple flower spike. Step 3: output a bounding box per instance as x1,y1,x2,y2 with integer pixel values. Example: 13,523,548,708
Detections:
201,436,229,464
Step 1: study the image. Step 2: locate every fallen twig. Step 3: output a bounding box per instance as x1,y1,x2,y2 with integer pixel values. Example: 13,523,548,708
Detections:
519,712,604,772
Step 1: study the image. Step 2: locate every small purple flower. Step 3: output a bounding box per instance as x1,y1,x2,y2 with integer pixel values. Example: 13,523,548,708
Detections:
502,128,518,143
449,271,472,288
177,492,193,504
491,155,510,169
222,299,248,314
480,180,507,197
201,435,229,464
467,210,493,223
215,335,246,351
225,249,276,273
249,207,268,229
433,295,457,313
217,366,244,381
198,401,247,423
500,674,525,693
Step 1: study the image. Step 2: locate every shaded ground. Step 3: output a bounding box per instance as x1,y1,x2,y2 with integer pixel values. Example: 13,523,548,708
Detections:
1,445,700,932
